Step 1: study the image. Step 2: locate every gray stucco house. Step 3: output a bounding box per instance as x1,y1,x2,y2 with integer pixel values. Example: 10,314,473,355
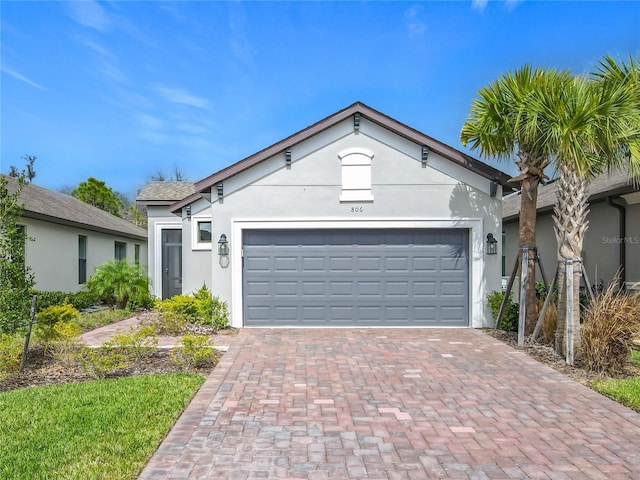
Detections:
138,102,511,328
3,174,148,292
503,169,640,292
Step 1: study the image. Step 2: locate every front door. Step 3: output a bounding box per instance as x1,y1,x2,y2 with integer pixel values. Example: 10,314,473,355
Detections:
161,229,182,299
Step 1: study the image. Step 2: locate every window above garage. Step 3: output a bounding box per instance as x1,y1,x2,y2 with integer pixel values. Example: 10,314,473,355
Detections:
339,148,374,202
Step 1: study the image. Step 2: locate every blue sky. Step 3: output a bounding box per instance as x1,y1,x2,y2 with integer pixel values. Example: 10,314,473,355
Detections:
2,1,639,200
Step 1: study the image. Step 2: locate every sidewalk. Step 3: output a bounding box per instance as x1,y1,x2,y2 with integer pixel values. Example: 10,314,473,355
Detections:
80,315,236,350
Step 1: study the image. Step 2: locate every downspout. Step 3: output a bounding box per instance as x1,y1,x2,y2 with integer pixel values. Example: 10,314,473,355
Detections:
607,196,626,289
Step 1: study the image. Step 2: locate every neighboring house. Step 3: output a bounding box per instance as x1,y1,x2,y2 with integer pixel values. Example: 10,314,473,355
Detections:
2,174,148,292
138,102,512,328
503,169,640,292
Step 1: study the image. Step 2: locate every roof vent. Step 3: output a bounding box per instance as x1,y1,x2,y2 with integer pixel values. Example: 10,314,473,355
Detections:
354,112,360,133
217,183,223,199
285,148,292,169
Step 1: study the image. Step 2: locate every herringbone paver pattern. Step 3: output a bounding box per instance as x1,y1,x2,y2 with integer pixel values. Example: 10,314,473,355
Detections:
139,329,640,479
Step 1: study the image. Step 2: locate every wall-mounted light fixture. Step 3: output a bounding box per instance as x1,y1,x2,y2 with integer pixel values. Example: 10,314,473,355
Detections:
486,233,498,255
217,234,229,257
421,146,429,168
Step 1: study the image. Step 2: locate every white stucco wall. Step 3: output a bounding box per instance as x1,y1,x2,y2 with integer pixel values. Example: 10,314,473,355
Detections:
20,217,147,292
196,118,502,328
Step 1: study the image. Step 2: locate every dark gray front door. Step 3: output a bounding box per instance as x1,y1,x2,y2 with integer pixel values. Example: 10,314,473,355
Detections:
161,229,182,299
243,229,469,326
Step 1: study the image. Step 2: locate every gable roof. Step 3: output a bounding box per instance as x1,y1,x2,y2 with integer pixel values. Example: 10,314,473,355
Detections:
503,168,637,222
169,101,514,214
2,175,147,241
136,181,196,207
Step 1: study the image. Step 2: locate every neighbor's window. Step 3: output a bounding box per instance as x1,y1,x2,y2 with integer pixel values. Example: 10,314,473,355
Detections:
339,148,374,202
134,244,140,265
115,241,126,260
79,235,87,284
501,231,506,277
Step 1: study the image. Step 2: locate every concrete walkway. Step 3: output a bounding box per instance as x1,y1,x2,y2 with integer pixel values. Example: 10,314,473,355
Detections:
139,329,640,479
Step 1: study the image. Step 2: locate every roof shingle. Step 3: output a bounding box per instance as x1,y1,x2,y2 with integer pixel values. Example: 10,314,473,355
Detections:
2,174,147,240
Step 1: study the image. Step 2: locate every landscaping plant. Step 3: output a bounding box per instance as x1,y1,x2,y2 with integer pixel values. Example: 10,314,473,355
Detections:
0,333,22,378
486,291,519,332
581,280,640,374
0,173,34,334
86,260,150,309
104,325,158,360
34,304,81,353
171,334,215,369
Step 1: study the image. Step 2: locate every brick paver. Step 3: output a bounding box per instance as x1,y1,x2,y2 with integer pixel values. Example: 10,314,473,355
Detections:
138,329,640,479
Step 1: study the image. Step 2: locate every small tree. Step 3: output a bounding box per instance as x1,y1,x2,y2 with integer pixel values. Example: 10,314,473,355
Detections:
71,177,124,217
86,260,149,309
0,172,35,334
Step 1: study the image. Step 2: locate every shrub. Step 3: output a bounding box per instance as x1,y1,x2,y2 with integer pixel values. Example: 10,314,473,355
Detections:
142,311,188,335
34,304,80,352
35,290,101,312
0,334,22,377
104,326,158,360
581,281,640,375
486,291,519,332
86,260,149,309
155,285,229,330
76,346,129,379
50,322,82,367
171,335,214,369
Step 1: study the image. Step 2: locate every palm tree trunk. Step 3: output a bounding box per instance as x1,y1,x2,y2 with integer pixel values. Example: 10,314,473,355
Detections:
553,164,589,362
517,168,540,335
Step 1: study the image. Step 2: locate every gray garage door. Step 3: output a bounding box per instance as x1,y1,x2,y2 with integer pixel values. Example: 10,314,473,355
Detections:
243,229,468,327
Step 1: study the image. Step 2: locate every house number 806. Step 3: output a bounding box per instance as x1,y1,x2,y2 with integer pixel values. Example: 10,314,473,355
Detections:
351,206,364,213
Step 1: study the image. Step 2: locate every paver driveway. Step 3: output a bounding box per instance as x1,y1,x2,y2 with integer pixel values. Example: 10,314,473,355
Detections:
139,329,640,479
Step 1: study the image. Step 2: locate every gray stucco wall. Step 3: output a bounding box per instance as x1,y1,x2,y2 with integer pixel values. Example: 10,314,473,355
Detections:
146,204,211,299
196,117,502,328
21,217,147,292
503,199,640,294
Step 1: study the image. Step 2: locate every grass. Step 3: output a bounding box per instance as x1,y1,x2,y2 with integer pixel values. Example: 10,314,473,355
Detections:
592,377,640,413
78,308,134,332
630,348,640,367
0,373,204,479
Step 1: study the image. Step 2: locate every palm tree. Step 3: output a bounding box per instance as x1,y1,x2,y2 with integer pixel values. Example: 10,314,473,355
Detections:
534,57,640,362
461,66,569,334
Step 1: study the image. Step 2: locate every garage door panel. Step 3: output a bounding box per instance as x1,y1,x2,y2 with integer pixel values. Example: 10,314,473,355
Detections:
243,229,468,326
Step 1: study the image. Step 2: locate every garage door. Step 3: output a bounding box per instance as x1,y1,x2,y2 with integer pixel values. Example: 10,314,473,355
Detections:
243,229,468,327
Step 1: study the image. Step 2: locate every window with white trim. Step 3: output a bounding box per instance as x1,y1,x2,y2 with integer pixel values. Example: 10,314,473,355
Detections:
191,218,212,250
339,148,374,202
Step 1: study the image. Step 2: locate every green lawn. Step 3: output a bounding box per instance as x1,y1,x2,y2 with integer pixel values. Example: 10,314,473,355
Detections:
593,377,640,413
0,373,204,479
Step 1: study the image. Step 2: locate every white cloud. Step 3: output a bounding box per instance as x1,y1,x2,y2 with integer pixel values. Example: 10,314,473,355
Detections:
404,5,427,37
154,86,210,109
67,1,111,32
471,0,489,11
1,66,45,90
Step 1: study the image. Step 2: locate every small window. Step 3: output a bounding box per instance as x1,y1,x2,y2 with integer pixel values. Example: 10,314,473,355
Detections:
339,148,374,202
115,241,126,261
79,236,87,284
134,244,140,265
501,231,506,277
198,221,212,243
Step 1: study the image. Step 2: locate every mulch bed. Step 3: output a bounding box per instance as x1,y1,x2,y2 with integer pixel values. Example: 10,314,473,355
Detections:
483,328,640,386
0,347,221,393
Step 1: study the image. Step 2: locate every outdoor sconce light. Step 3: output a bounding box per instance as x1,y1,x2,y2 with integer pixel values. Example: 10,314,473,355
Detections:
217,234,229,257
486,233,498,255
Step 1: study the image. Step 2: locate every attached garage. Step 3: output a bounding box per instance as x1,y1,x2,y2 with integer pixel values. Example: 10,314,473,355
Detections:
243,228,469,327
164,102,510,328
